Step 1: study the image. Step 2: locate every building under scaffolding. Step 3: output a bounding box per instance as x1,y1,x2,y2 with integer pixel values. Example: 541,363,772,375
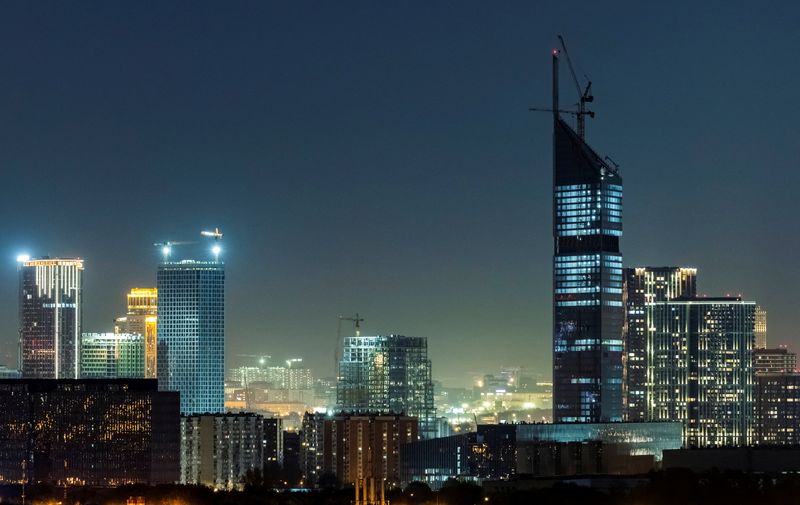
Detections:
337,335,435,438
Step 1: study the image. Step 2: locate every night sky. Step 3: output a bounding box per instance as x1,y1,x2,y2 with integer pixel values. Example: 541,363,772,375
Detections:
0,2,798,386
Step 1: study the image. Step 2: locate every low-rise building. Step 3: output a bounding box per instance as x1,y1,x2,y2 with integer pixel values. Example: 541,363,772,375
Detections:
0,378,179,486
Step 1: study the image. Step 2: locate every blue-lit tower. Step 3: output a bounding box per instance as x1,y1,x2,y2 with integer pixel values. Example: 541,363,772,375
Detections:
156,240,225,415
551,50,624,422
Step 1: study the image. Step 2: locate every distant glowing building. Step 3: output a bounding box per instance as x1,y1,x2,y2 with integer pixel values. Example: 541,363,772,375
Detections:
648,297,755,447
19,258,84,379
754,348,796,375
80,332,145,378
754,306,767,349
337,335,435,438
157,260,224,414
622,267,697,421
115,288,158,378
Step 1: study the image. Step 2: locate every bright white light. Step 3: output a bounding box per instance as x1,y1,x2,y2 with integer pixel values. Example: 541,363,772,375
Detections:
16,254,30,263
162,246,171,257
212,245,221,256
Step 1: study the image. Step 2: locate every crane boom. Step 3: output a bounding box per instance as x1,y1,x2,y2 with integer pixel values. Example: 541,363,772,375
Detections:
557,35,594,139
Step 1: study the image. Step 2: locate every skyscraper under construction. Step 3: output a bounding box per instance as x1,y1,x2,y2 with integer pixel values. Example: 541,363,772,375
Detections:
550,49,624,422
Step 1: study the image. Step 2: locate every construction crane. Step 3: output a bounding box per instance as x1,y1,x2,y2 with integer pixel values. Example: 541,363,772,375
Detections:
201,227,224,241
529,37,595,140
153,240,193,259
557,35,593,139
335,313,365,378
201,227,223,260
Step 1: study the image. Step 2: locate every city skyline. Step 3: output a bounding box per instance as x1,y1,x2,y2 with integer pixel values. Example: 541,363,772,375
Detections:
1,3,798,387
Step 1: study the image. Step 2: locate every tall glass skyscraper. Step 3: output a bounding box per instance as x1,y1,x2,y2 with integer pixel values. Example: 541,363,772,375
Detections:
622,267,697,421
552,53,624,423
337,335,435,438
157,260,224,414
19,258,84,379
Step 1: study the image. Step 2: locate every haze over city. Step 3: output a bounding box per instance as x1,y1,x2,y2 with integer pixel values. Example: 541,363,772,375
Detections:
1,1,798,387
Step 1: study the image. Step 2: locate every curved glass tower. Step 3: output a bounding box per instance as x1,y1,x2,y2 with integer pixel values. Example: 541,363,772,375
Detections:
552,53,624,423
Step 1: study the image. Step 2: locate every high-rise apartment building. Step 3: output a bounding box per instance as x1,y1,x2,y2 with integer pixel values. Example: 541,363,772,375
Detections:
301,412,418,490
157,260,224,414
755,373,800,445
19,258,84,379
80,332,145,378
754,348,796,375
754,306,767,349
648,297,755,447
337,335,435,438
115,288,158,378
622,267,697,421
180,413,280,490
551,51,624,422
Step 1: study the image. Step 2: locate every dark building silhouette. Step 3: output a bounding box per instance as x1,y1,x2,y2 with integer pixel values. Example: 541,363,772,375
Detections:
551,50,624,422
0,378,179,486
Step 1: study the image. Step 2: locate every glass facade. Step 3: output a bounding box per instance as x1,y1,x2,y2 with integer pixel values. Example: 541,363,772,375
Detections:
19,258,83,379
337,335,435,438
649,298,755,447
553,117,624,422
514,422,683,461
622,267,697,421
80,332,146,378
157,260,224,415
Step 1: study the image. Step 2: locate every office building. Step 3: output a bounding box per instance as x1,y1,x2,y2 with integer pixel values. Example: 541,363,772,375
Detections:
0,378,179,486
157,260,224,414
551,51,624,423
400,433,479,490
19,258,84,379
181,412,280,490
754,348,796,375
648,297,755,447
400,422,681,488
80,332,145,378
755,306,767,349
337,335,435,438
300,412,417,490
115,288,158,378
622,267,697,421
755,373,800,445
